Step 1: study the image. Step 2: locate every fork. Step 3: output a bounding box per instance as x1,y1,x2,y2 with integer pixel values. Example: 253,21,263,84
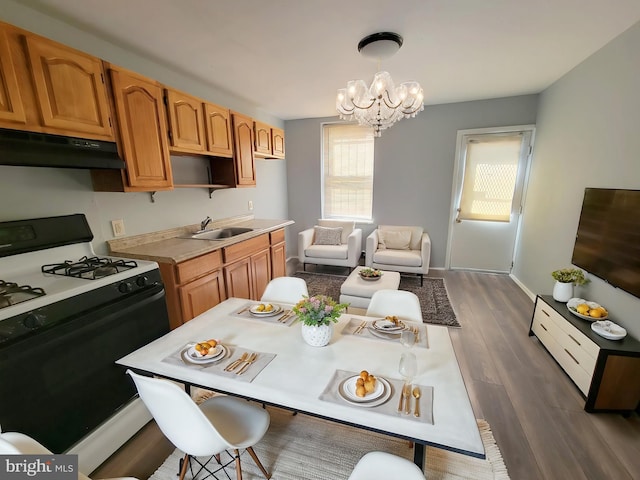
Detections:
354,320,367,334
236,353,258,374
224,352,248,372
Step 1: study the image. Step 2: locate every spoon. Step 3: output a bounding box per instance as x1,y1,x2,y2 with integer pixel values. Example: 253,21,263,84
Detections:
412,387,421,417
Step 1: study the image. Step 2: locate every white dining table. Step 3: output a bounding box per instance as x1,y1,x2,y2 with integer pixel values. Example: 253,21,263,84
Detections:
116,297,484,470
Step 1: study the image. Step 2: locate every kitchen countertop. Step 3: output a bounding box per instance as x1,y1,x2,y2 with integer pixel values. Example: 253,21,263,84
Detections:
107,215,294,264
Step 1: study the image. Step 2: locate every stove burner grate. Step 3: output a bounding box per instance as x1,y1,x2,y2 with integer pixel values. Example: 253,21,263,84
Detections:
0,280,46,309
41,256,138,280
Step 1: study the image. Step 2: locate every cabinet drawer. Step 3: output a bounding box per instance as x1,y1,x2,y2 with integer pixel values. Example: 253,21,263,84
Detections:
532,316,592,395
223,234,269,264
534,301,599,368
270,228,285,244
175,250,222,283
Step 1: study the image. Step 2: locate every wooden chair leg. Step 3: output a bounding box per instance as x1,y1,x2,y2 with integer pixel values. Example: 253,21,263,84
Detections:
178,453,189,480
234,449,242,480
246,446,272,479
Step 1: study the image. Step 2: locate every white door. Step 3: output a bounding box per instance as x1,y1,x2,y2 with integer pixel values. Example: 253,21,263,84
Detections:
446,126,534,272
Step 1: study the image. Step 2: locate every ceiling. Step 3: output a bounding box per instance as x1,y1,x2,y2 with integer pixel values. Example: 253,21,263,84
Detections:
16,0,640,120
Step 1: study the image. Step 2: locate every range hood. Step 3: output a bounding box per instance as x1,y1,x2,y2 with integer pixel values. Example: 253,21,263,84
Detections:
0,128,125,170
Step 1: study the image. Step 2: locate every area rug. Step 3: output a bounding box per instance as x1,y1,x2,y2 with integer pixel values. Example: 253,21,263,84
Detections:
293,271,460,328
148,407,509,480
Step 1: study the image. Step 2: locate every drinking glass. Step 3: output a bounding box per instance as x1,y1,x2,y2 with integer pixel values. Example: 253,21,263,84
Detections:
400,329,416,349
398,352,417,382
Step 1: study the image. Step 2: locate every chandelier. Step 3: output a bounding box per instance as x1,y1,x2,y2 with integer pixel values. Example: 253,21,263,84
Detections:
336,32,424,137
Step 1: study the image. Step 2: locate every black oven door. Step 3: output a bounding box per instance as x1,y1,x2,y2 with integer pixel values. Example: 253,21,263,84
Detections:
0,284,169,453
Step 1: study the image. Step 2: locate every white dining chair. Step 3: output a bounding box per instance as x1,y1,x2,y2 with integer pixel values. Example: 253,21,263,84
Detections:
260,276,308,304
348,451,424,479
366,289,423,323
0,429,137,480
126,370,271,480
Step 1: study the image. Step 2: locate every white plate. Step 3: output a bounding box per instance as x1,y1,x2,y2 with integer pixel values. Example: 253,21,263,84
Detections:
372,319,405,332
182,344,228,364
249,303,282,316
340,374,385,402
591,321,626,340
338,376,392,407
367,326,401,339
567,303,608,321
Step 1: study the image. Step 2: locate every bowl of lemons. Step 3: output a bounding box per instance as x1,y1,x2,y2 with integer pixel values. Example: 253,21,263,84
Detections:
567,297,608,321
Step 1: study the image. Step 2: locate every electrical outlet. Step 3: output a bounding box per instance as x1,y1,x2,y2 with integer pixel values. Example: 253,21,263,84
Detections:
248,200,254,211
111,219,126,237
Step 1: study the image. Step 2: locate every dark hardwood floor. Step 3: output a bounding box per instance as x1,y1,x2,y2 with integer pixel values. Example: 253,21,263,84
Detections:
92,268,640,480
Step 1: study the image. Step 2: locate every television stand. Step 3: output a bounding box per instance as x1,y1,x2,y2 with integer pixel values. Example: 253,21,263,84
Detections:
529,295,640,413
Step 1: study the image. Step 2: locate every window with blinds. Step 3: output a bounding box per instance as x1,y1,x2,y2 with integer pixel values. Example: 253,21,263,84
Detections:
322,123,375,221
458,134,523,222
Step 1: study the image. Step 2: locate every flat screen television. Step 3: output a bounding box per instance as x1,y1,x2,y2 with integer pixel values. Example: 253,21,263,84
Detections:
571,188,640,299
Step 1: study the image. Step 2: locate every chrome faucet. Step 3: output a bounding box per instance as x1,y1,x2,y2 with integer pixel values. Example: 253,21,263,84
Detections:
200,216,212,232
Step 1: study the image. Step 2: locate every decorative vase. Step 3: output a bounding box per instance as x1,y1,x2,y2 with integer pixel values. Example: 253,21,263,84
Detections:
301,323,333,347
552,281,573,302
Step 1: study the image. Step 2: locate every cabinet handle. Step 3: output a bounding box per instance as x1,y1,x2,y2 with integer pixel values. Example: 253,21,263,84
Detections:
541,309,550,317
564,348,579,365
540,323,548,332
568,334,581,346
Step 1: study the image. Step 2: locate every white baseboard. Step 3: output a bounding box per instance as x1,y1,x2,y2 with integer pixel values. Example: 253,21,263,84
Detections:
510,273,536,301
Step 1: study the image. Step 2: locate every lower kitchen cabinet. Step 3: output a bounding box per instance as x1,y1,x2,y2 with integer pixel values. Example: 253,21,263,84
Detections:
159,249,225,329
223,234,272,300
529,295,640,413
179,269,226,322
270,228,286,278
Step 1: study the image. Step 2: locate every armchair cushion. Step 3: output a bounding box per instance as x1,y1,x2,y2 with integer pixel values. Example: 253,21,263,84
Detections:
378,230,412,250
373,249,422,267
313,226,343,245
378,225,423,250
305,244,349,259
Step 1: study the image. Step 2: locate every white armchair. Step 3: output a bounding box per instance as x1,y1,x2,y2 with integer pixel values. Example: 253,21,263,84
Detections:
365,225,431,285
298,219,362,272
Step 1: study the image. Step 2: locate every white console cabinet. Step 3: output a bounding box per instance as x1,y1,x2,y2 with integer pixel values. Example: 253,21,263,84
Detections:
530,295,640,413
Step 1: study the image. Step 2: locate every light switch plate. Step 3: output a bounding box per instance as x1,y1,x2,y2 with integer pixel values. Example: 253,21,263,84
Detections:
248,200,254,211
111,219,126,237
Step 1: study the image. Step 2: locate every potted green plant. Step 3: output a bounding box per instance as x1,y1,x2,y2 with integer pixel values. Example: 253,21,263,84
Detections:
551,268,590,302
293,295,348,347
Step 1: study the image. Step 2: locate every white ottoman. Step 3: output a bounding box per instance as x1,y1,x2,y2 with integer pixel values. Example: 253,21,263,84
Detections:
339,266,401,309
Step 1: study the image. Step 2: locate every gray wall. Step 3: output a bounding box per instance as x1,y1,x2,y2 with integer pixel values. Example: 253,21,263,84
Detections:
0,2,289,254
513,21,640,339
285,96,539,267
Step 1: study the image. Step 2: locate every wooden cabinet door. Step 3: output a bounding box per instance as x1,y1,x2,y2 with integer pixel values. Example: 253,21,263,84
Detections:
231,112,256,186
251,249,272,300
0,27,26,126
253,120,272,156
109,67,173,190
271,242,286,278
165,88,206,153
204,102,233,157
272,127,285,158
179,270,226,320
224,257,253,299
25,36,113,140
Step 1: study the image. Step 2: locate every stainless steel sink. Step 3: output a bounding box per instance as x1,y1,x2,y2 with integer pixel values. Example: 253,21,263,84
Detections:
185,227,254,240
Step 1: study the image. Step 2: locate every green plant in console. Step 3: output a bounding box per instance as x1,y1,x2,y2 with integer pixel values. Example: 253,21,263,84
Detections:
551,268,590,286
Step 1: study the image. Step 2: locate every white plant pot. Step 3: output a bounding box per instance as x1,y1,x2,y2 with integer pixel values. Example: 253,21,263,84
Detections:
301,323,333,347
552,281,574,303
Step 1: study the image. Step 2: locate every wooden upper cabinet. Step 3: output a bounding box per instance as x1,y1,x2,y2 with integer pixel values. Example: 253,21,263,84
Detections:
204,102,233,158
165,88,206,154
271,127,285,158
232,112,256,186
24,35,114,140
0,27,27,126
109,66,173,190
253,120,272,156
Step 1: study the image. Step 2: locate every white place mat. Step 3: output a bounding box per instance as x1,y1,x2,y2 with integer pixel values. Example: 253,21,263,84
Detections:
162,342,276,383
232,302,297,326
319,369,433,424
342,317,430,348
